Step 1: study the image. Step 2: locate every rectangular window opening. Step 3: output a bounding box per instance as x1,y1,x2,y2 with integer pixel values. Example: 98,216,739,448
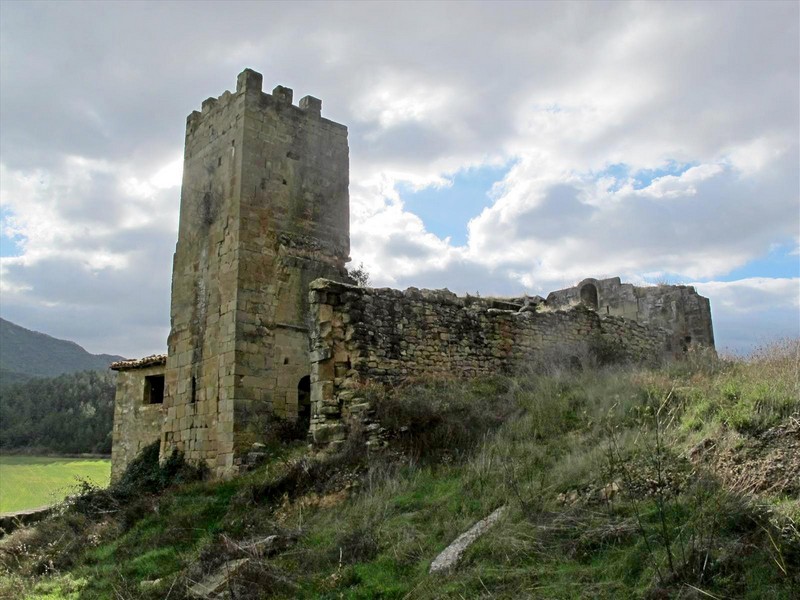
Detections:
144,375,165,405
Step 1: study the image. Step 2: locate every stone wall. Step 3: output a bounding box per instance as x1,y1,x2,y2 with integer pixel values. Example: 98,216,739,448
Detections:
307,280,671,446
110,361,165,482
109,70,717,478
546,277,714,351
162,69,350,477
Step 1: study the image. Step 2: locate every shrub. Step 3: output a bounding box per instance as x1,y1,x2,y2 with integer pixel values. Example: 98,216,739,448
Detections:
69,440,206,522
261,413,310,449
372,376,516,463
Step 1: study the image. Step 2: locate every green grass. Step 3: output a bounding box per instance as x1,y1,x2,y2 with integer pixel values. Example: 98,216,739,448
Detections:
0,456,110,513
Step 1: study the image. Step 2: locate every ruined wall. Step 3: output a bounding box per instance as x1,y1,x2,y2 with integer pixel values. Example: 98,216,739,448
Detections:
308,280,671,446
162,69,350,477
546,277,714,350
110,360,166,482
110,69,719,477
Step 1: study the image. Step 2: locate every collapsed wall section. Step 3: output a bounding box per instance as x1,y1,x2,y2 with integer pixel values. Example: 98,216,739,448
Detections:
546,277,714,350
307,280,671,447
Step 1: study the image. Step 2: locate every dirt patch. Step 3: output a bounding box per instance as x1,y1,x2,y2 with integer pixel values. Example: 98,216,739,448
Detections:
689,415,800,496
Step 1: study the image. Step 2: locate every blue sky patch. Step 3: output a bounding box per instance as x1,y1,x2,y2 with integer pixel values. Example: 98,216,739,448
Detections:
716,242,800,281
642,242,800,285
632,161,696,190
0,209,24,258
398,163,512,246
593,161,696,192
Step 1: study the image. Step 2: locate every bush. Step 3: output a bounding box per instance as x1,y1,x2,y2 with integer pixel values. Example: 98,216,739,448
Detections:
372,376,516,463
69,440,206,521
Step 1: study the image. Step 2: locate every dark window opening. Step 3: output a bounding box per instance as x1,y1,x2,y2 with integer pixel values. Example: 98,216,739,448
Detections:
298,375,311,430
283,357,289,365
580,283,599,311
144,375,165,405
217,156,222,166
681,335,692,352
191,376,197,403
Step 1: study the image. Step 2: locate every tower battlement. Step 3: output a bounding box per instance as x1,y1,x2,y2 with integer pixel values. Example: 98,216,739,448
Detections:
109,70,715,482
186,69,338,135
160,68,351,477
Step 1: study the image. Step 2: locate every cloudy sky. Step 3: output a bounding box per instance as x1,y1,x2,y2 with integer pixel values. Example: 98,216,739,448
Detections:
1,0,797,358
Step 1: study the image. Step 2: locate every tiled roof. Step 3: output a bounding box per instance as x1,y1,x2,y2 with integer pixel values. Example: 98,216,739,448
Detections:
110,354,167,371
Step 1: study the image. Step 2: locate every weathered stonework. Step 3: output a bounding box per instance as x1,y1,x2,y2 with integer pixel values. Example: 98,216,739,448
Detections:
110,355,166,482
161,69,350,477
306,280,675,446
109,69,716,479
546,277,714,351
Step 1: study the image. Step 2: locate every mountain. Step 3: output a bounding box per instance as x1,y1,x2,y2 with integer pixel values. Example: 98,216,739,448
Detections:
0,318,124,381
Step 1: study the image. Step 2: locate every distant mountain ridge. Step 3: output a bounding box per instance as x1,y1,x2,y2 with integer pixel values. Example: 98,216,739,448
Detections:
0,318,124,381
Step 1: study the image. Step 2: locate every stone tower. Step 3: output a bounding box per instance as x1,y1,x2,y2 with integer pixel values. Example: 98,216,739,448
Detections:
161,69,350,477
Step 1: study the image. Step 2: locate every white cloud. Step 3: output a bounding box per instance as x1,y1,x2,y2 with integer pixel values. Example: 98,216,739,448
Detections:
692,278,800,354
693,278,800,314
0,1,797,355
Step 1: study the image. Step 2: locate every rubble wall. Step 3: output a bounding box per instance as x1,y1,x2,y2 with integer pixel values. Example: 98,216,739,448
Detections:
546,277,714,350
308,280,671,446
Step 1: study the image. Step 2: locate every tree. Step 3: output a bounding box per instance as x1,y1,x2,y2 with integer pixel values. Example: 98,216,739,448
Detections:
348,262,371,287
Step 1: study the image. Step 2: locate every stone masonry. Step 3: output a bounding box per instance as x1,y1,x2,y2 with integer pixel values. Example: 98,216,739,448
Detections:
307,280,675,446
546,277,714,351
159,69,351,478
110,355,167,480
109,69,716,480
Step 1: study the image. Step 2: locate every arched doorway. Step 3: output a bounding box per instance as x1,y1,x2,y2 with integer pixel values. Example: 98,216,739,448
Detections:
298,375,311,431
580,283,599,311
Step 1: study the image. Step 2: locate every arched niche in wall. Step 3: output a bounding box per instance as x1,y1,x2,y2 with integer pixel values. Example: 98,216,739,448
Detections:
580,283,599,311
298,375,311,430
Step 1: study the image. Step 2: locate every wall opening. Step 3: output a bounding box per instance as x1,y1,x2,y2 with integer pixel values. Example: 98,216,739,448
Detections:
191,376,197,403
298,375,311,430
144,375,165,405
580,283,599,310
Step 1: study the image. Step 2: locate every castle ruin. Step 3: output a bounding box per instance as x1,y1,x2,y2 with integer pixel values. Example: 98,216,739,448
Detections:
110,70,714,480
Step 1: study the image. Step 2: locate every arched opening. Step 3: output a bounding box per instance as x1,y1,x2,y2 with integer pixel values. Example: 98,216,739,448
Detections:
580,283,599,311
298,376,311,431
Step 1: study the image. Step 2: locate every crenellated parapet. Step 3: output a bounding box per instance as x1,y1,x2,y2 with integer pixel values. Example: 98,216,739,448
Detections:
110,70,717,480
185,68,338,138
161,68,351,477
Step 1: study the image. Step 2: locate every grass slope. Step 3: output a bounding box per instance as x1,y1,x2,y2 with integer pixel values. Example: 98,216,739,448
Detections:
1,341,797,599
0,456,111,513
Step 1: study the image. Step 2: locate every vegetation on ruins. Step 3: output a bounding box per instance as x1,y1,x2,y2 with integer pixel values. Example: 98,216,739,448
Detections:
347,262,371,288
1,340,797,599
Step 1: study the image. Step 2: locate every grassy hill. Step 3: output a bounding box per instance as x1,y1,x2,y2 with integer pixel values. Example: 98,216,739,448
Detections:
1,341,797,599
0,318,123,382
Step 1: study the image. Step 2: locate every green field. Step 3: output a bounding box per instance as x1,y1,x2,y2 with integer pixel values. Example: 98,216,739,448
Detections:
0,456,110,514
